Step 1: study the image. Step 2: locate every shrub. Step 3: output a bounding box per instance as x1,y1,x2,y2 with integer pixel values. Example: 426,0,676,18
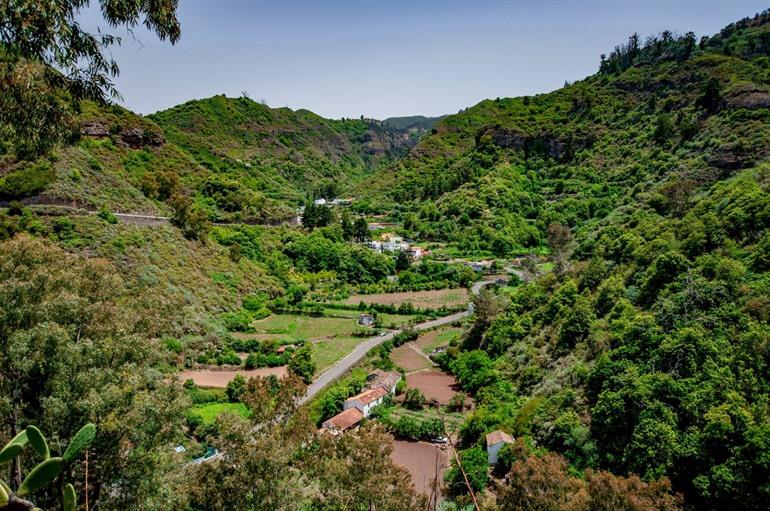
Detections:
403,388,426,410
0,160,56,199
97,207,119,224
226,374,246,402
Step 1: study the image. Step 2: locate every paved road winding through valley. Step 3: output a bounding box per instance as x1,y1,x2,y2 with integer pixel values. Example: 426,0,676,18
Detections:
298,279,499,404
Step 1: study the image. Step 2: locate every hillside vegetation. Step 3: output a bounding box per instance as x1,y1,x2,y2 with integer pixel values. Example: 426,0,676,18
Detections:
149,95,415,214
363,12,770,257
376,11,770,511
1,7,770,511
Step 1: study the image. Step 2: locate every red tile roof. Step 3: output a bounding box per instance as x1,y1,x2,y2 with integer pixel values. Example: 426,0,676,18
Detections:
486,430,513,447
368,370,401,391
348,386,388,405
323,408,363,431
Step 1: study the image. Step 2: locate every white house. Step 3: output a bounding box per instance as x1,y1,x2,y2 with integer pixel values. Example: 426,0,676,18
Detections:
343,387,389,418
486,430,514,465
407,247,425,259
313,198,327,205
382,241,409,253
357,313,375,326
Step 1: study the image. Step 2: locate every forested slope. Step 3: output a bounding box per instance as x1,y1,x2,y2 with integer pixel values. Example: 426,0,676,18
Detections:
363,11,770,257
149,95,414,208
398,11,770,510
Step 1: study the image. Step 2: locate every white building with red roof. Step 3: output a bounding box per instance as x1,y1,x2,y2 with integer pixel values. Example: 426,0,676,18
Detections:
486,430,514,464
343,387,388,418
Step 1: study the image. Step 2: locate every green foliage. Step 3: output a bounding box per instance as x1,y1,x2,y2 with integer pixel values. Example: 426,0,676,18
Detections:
63,423,97,462
288,343,316,383
18,457,62,497
446,446,489,495
63,483,76,511
25,425,49,459
0,160,56,199
226,374,247,402
403,388,426,410
450,350,494,393
97,207,118,224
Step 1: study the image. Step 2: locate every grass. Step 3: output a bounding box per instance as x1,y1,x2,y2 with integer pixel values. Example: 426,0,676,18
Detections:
311,336,368,375
416,327,462,353
252,313,411,374
342,288,469,309
190,402,251,425
251,314,356,339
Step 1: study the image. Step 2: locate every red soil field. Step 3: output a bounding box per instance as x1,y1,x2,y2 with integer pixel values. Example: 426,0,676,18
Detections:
405,369,461,404
391,439,449,498
178,366,287,388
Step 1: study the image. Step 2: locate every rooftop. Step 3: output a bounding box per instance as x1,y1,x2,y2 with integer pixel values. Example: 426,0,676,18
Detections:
486,430,514,447
324,407,364,431
367,370,401,391
347,386,388,405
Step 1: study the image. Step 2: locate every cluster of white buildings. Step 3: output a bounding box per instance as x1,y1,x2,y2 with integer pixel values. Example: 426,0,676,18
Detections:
321,371,401,435
313,197,353,206
365,234,426,259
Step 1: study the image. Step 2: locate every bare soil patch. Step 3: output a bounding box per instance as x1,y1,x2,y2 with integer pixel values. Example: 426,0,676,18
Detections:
391,439,449,498
391,343,434,373
405,369,461,405
179,366,287,388
343,288,469,309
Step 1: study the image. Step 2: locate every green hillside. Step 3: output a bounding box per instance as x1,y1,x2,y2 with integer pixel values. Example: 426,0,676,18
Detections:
382,114,445,132
363,11,770,510
149,95,415,211
363,12,770,257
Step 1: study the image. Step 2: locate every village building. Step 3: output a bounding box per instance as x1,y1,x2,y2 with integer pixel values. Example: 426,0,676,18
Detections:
466,260,494,272
407,246,425,259
343,387,389,418
382,240,409,252
357,313,375,326
321,407,364,435
366,240,383,252
313,198,327,205
485,430,514,465
320,371,400,436
366,370,401,394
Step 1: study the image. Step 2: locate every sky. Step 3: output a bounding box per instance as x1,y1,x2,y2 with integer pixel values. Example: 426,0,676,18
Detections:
79,0,769,119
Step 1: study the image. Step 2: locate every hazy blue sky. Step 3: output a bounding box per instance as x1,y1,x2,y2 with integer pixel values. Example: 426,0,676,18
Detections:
80,0,769,119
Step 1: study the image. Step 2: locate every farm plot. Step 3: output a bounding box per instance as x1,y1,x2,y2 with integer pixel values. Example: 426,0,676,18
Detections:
391,440,449,498
251,314,355,339
250,313,419,375
179,367,288,388
391,326,461,373
342,288,469,309
391,343,435,372
414,327,462,353
405,369,462,405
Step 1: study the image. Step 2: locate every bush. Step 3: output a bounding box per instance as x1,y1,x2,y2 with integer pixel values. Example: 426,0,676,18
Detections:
226,374,246,402
220,309,254,332
0,160,56,200
446,446,489,495
403,388,426,410
288,344,315,384
97,207,119,224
